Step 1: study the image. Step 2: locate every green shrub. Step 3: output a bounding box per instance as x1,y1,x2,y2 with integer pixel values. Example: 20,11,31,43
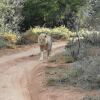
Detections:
48,52,75,63
32,26,51,35
0,38,7,48
33,26,73,39
0,33,18,49
82,95,100,100
79,29,100,45
0,33,18,44
46,56,100,90
17,28,38,45
51,26,75,39
45,66,84,86
31,26,73,39
18,26,74,44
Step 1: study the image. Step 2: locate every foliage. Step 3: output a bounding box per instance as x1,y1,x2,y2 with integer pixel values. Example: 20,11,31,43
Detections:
88,0,100,29
79,29,100,45
0,0,24,33
52,26,75,39
46,37,100,89
0,38,7,48
82,95,100,100
32,26,75,38
32,27,51,35
0,0,99,32
2,33,18,43
46,56,100,89
78,0,100,29
18,26,75,45
17,28,38,45
0,34,17,49
45,66,83,86
48,51,75,63
64,29,100,61
21,0,86,30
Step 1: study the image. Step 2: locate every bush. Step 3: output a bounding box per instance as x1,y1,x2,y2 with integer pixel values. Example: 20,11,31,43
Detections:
17,28,38,45
82,95,100,100
31,26,74,39
0,38,7,48
18,26,74,44
46,55,100,89
65,29,100,60
48,51,75,63
0,33,18,49
0,33,18,44
79,29,100,45
32,27,51,35
45,66,84,87
45,28,100,90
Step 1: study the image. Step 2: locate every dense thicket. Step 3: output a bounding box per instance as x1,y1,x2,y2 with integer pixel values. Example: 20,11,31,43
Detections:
0,0,100,33
21,0,86,31
78,0,100,30
88,0,100,30
0,0,24,33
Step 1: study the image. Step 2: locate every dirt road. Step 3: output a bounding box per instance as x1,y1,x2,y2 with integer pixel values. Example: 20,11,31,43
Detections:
0,42,99,100
0,42,66,100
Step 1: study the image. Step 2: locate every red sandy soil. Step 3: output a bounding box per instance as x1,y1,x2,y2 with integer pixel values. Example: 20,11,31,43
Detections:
0,41,100,100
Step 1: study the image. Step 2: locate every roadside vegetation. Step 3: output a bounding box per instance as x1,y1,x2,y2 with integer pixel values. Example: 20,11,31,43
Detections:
0,26,74,47
46,28,100,90
82,95,100,100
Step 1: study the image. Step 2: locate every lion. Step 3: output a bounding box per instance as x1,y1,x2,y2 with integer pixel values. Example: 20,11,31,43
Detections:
38,33,52,60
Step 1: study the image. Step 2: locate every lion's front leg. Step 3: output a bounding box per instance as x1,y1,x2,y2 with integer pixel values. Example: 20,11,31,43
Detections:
40,51,44,61
46,50,50,60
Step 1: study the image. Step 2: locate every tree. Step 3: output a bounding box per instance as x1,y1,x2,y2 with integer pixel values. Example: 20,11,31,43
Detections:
77,0,100,30
88,0,100,30
0,0,24,33
21,0,86,31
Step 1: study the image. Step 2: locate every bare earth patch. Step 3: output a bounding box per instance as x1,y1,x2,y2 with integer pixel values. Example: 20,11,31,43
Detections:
0,45,34,57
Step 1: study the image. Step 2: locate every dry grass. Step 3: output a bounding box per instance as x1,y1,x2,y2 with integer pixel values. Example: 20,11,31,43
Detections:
45,42,100,90
48,51,75,64
82,95,100,100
